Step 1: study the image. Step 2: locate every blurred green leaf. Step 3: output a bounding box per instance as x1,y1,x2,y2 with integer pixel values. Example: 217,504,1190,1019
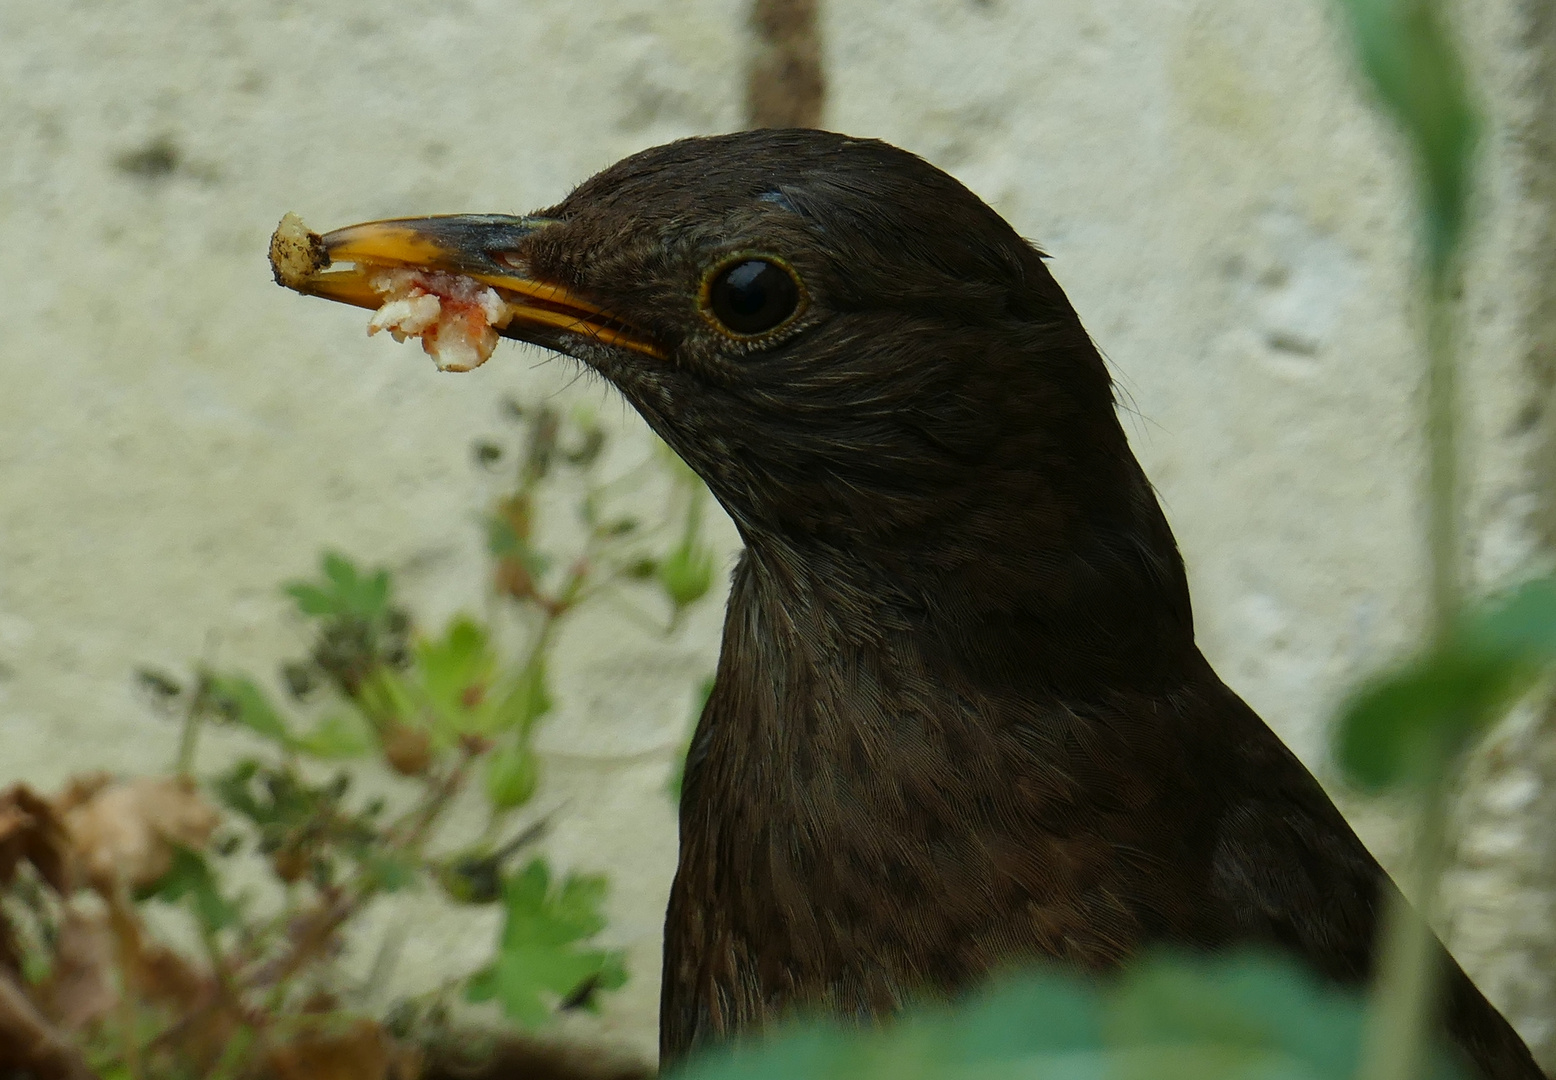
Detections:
294,712,376,759
207,675,293,746
138,847,240,933
411,618,554,744
1332,0,1479,264
418,616,497,724
659,542,716,609
284,551,394,621
1335,577,1556,791
485,741,540,811
672,951,1466,1080
485,515,551,580
1336,647,1528,791
1460,575,1556,658
284,583,337,616
491,659,554,737
465,858,627,1027
359,851,418,894
356,667,419,728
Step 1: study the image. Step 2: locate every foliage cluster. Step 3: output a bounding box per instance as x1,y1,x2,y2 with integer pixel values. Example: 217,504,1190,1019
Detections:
0,402,718,1079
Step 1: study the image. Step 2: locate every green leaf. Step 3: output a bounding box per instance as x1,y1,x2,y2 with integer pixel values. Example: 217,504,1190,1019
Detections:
410,618,553,743
323,550,358,590
294,712,376,759
207,675,293,746
1461,576,1556,659
419,617,495,701
284,551,395,621
465,858,627,1027
211,759,266,821
1332,0,1480,264
138,847,240,933
359,851,418,894
356,668,419,728
672,951,1467,1080
1333,577,1556,792
659,542,716,609
284,582,337,617
1335,646,1529,791
489,659,554,737
485,741,540,811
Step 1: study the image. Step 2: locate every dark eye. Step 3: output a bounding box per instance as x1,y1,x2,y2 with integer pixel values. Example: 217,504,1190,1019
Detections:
706,258,802,336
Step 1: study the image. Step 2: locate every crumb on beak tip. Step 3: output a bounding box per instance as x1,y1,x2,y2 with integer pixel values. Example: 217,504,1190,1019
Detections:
269,212,329,290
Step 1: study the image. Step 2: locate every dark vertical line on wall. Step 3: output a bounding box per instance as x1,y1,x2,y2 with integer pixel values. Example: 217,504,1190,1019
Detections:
745,0,826,129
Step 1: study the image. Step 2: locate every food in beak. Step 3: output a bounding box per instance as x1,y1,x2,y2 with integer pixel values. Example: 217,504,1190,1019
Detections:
364,268,512,373
267,213,517,373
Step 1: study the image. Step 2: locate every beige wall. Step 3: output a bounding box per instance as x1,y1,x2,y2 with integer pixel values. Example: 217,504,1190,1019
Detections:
3,0,1554,1065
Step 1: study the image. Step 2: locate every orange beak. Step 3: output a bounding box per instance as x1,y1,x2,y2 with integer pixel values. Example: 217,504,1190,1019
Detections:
268,212,664,360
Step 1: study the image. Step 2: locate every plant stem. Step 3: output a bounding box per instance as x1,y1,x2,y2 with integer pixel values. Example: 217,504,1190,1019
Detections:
175,690,206,777
1359,262,1463,1080
1358,747,1452,1080
1424,266,1463,640
204,1024,256,1080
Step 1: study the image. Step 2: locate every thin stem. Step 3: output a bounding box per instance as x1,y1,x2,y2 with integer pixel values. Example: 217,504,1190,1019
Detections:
204,1024,256,1080
174,691,206,777
1359,260,1463,1080
1424,265,1462,640
1358,749,1452,1080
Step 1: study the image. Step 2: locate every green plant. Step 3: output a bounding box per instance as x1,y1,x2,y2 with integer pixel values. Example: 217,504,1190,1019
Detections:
0,402,718,1079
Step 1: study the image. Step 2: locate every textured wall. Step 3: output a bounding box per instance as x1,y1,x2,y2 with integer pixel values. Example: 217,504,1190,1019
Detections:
2,0,1554,1066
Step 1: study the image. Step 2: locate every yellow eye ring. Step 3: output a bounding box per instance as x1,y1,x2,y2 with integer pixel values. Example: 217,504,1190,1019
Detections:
698,254,808,340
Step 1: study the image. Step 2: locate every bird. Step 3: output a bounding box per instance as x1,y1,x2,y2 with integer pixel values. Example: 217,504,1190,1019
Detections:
273,129,1544,1079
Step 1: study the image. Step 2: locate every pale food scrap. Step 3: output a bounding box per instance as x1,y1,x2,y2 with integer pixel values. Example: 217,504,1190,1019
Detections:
268,211,329,289
366,269,513,373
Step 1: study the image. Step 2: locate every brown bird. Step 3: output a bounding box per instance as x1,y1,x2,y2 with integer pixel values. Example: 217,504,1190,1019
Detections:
275,129,1543,1078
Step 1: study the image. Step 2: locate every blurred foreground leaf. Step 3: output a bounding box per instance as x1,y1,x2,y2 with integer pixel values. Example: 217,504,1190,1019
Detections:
484,740,540,811
294,711,376,760
672,951,1465,1080
285,551,393,621
208,674,293,746
139,847,240,933
1337,576,1556,790
1331,0,1479,264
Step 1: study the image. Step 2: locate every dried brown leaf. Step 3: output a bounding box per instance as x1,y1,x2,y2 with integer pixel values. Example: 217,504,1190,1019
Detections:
63,776,219,890
135,940,209,1010
41,904,116,1032
0,783,73,892
265,1018,392,1080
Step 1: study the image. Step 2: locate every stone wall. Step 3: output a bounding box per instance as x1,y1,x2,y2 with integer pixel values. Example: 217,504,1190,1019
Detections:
2,0,1553,1066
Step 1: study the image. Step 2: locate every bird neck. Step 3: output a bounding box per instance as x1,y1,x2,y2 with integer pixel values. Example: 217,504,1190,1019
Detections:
732,462,1198,699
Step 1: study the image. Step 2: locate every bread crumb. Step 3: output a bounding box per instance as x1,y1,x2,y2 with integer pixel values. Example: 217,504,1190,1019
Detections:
366,269,512,372
268,212,329,290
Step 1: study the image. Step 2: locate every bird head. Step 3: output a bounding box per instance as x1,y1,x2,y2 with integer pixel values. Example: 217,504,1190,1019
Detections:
279,129,1189,649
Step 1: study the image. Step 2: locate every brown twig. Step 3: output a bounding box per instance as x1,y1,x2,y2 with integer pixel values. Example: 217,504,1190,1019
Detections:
250,747,477,1008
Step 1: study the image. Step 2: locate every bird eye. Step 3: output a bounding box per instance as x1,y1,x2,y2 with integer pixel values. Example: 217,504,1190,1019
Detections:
704,258,802,337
